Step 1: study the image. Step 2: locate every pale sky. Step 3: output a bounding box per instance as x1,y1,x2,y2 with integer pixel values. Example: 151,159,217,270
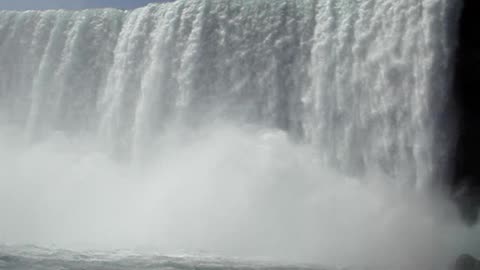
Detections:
0,0,170,10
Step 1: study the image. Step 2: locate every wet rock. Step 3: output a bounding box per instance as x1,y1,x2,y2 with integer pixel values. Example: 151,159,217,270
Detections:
455,254,480,270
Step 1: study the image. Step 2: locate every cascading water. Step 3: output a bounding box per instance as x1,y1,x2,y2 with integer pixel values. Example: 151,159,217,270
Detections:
0,0,477,269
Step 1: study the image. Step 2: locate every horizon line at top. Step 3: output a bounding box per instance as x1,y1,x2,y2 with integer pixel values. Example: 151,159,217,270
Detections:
0,0,174,12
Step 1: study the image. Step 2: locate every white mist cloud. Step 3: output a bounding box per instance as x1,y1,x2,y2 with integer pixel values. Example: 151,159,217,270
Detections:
0,125,477,269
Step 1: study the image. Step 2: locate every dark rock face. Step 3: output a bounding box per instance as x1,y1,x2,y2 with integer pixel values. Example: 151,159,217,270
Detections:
455,254,479,270
451,0,480,225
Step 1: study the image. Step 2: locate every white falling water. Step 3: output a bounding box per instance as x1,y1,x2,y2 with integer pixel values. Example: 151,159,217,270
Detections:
0,0,457,181
0,0,477,268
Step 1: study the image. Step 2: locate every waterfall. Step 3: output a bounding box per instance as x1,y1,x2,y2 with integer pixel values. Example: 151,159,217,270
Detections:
0,0,459,183
0,0,475,267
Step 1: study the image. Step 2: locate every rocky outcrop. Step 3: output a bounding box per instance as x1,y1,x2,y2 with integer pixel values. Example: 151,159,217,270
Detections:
455,254,480,270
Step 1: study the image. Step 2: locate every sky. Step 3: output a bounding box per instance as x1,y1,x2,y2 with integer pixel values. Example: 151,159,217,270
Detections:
0,0,170,10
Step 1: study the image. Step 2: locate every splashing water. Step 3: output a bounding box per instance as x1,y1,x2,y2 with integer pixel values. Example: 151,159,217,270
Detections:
0,0,478,269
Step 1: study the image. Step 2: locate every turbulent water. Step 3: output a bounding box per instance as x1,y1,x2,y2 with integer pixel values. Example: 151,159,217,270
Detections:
0,0,478,269
0,245,323,270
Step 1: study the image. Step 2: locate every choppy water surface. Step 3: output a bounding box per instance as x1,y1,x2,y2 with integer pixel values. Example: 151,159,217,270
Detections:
0,246,324,270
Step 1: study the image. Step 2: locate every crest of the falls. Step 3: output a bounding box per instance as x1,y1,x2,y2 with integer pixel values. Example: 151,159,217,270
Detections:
0,0,458,183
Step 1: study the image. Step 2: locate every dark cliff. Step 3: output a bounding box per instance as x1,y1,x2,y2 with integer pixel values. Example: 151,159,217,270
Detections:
452,0,480,225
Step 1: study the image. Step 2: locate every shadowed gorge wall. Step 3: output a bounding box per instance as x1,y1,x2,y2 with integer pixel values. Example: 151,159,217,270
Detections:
452,0,480,225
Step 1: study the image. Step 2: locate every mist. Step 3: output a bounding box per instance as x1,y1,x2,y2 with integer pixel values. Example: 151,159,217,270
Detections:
0,124,478,268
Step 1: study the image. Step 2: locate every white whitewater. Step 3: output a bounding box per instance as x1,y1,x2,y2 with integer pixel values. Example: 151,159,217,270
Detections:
0,0,457,182
0,0,477,269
